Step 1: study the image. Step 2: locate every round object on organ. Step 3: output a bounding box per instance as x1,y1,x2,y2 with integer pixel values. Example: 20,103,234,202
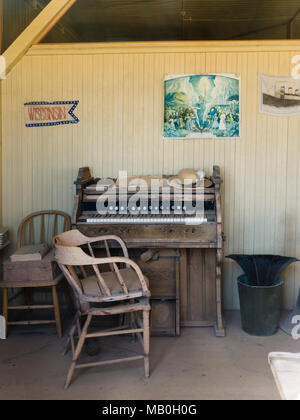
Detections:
204,178,213,188
177,168,199,185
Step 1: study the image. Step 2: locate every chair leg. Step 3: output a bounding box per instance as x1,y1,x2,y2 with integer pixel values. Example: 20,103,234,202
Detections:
64,313,92,389
3,288,8,334
52,285,62,338
64,312,80,355
143,310,150,378
23,288,29,306
129,299,137,341
130,312,137,342
62,281,73,312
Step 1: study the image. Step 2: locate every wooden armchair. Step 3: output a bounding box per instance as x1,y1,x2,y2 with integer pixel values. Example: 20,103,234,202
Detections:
1,210,71,337
54,229,151,389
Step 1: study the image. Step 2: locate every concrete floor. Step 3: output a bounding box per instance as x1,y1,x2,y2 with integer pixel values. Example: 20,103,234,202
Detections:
0,311,299,400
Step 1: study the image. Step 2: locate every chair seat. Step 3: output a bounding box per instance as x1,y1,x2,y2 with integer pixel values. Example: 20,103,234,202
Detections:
81,268,149,301
89,297,151,315
0,273,64,288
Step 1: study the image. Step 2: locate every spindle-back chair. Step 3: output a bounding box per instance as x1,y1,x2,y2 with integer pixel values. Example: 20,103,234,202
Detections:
17,210,71,248
1,210,71,337
54,229,151,389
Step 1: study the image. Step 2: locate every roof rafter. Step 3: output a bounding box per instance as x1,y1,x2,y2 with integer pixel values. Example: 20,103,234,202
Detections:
287,6,300,39
3,0,76,75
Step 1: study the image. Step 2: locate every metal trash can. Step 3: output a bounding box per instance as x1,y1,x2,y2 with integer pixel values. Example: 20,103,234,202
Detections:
238,274,283,336
226,254,298,336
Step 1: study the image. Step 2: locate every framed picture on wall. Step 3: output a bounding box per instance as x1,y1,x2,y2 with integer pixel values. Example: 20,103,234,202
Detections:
259,73,300,116
163,73,240,139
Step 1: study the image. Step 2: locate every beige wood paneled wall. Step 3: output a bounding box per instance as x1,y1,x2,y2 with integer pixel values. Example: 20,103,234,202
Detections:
2,40,300,310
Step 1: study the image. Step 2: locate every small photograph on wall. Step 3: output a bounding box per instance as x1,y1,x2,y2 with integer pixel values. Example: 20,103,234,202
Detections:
163,73,240,139
260,73,300,116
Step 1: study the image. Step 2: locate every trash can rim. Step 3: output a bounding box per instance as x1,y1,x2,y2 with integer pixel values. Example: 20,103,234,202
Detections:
238,274,283,289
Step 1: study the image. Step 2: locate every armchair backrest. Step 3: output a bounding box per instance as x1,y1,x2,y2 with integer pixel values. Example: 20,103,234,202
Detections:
54,229,150,303
54,229,129,257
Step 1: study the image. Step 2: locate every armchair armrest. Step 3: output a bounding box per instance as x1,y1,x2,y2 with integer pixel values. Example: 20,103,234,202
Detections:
55,245,150,295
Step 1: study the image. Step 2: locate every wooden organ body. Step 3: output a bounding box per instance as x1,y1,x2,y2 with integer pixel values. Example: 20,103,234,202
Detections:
72,166,225,337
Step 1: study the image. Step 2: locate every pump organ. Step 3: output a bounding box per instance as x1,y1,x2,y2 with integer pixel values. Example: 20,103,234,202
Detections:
72,166,225,337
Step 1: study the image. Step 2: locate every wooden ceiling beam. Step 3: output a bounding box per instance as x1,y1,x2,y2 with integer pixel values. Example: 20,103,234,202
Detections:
287,6,300,39
229,22,286,40
34,0,77,44
3,0,76,75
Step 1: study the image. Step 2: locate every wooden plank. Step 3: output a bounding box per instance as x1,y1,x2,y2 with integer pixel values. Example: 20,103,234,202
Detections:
189,249,204,322
3,251,61,283
75,356,144,370
8,305,54,310
8,320,56,326
86,328,143,339
215,248,225,336
26,40,300,57
0,272,64,288
3,0,76,74
181,320,215,327
204,249,217,322
179,249,188,324
179,248,218,327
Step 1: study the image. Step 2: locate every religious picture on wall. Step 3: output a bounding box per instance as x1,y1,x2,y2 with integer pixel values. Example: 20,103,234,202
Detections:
163,74,240,139
259,73,300,116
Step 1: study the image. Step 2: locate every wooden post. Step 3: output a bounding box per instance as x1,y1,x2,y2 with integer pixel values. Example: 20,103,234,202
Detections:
3,0,76,75
287,20,294,39
0,0,2,54
52,285,62,338
0,80,2,226
143,310,150,378
287,7,300,39
2,287,8,329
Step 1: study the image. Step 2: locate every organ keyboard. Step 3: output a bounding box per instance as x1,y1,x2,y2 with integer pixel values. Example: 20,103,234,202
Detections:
80,216,207,224
72,166,225,337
